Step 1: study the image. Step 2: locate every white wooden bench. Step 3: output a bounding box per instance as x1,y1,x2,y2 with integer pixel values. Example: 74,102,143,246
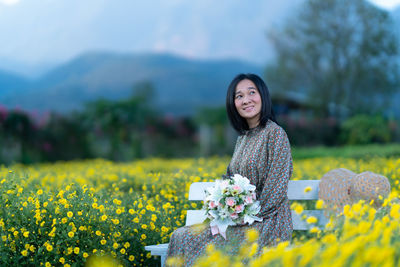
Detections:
145,180,328,267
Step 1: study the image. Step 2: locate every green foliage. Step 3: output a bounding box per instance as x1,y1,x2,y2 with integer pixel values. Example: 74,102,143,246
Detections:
195,106,228,127
292,143,400,159
340,115,394,145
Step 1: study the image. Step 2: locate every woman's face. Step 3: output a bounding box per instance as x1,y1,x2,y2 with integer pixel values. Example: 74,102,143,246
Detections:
234,79,262,128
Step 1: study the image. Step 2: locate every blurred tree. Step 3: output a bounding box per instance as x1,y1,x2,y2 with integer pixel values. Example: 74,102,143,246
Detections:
195,106,235,156
2,111,35,163
266,0,400,118
83,81,157,160
39,112,91,161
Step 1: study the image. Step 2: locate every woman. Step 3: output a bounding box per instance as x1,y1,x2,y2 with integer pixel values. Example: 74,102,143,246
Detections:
166,73,293,266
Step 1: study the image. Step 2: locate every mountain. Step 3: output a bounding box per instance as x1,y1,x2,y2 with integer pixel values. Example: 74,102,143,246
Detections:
1,52,263,115
0,70,31,99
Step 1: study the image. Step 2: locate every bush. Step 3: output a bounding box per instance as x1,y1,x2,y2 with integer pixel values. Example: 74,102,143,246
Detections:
340,115,395,145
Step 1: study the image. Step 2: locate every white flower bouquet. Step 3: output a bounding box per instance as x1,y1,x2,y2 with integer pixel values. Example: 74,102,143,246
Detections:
203,174,262,239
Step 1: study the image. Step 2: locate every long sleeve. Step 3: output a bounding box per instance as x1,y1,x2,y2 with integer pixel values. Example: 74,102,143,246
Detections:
259,126,293,218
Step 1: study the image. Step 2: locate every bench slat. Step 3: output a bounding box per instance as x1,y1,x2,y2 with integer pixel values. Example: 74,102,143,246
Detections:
144,243,169,255
186,209,328,230
189,180,320,201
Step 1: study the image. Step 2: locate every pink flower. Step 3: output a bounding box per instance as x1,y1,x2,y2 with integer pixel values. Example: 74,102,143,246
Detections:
232,185,242,193
225,197,236,207
245,195,253,204
252,192,257,200
235,204,244,213
230,213,239,219
209,201,217,209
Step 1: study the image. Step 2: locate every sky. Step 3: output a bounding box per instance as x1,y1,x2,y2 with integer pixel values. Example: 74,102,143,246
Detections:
0,0,399,77
369,0,400,8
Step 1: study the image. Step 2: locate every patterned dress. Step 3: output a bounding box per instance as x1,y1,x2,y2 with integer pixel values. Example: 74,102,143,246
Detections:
166,120,293,266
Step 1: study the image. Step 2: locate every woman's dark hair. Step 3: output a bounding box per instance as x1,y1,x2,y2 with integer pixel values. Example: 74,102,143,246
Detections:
226,73,276,133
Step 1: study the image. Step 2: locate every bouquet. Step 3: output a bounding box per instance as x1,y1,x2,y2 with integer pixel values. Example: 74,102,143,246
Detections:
203,174,262,239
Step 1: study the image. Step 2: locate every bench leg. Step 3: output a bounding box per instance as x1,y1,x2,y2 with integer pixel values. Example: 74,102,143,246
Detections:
161,253,166,267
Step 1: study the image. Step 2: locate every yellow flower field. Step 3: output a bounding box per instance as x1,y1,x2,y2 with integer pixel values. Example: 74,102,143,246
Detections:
0,156,400,266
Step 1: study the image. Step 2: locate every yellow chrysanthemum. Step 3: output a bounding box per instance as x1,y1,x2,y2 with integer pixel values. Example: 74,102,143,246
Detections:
306,216,318,224
46,244,53,252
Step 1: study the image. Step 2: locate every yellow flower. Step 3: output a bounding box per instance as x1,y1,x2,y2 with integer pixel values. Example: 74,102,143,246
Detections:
23,231,29,238
246,229,259,242
120,248,126,254
295,205,304,215
124,242,130,248
390,203,400,219
67,211,73,218
101,215,107,221
141,224,147,229
306,216,318,224
92,203,98,209
113,199,122,205
68,231,74,238
304,186,312,193
113,242,119,249
141,234,146,240
133,218,139,223
96,230,102,236
161,226,168,233
46,244,53,252
113,219,119,225
37,189,43,195
322,234,336,244
129,209,134,215
100,239,107,245
64,264,71,267
61,217,68,224
248,242,258,257
83,252,89,258
59,257,65,264
315,199,324,209
74,247,80,254
45,262,51,267
129,255,135,261
116,208,122,215
21,250,28,256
